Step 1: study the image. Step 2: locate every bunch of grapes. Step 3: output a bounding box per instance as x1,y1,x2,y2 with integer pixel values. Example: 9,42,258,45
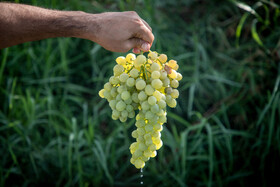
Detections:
99,51,182,169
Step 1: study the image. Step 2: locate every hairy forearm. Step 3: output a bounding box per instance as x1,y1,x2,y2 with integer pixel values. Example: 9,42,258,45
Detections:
0,3,96,48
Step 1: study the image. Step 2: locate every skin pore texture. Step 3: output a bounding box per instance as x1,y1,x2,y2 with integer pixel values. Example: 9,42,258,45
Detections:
0,3,154,53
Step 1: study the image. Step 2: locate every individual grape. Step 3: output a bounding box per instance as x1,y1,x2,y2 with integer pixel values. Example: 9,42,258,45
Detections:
124,97,132,104
171,79,179,88
128,111,135,118
132,92,140,103
176,72,183,81
148,96,157,105
162,77,170,87
158,54,167,63
104,82,112,91
169,69,177,79
141,101,150,111
148,51,158,60
171,89,179,99
159,70,167,80
145,111,154,120
121,90,130,100
109,100,117,109
99,89,105,98
113,64,124,76
158,99,166,109
119,73,129,82
145,84,154,96
168,60,177,68
150,62,160,72
132,130,138,138
153,90,162,101
135,54,146,68
151,79,163,90
151,104,160,113
173,64,179,71
126,77,135,87
110,87,118,97
167,98,177,108
117,85,126,94
126,53,136,63
109,76,119,85
126,105,134,112
151,71,160,79
136,79,146,90
130,68,139,78
138,91,147,101
112,110,121,118
134,159,145,169
116,100,126,111
116,56,126,65
121,110,128,118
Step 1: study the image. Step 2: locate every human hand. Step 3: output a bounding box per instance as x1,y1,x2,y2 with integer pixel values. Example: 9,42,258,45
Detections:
85,11,154,53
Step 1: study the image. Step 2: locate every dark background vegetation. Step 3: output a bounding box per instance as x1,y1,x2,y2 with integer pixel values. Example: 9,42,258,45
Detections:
0,0,279,186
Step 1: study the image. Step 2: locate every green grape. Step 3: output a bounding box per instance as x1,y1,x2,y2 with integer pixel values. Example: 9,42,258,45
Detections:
128,111,135,118
109,100,117,109
171,79,179,88
113,64,124,76
151,79,163,90
151,71,160,79
135,54,146,68
121,90,130,100
171,89,179,98
99,89,105,98
116,100,126,111
126,77,135,87
110,87,118,97
136,79,146,90
124,97,132,104
130,68,139,78
145,124,153,132
158,99,166,109
151,104,160,113
104,82,112,91
137,127,145,136
112,110,121,118
145,111,154,120
150,62,160,72
153,90,162,101
126,104,134,112
176,72,183,81
145,84,154,96
141,101,150,111
132,92,140,103
148,51,158,60
148,96,157,105
138,91,147,101
162,78,170,87
167,98,177,108
117,85,126,94
109,76,120,85
120,73,129,82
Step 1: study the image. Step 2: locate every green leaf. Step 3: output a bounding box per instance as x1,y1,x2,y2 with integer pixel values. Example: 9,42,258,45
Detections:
251,19,264,47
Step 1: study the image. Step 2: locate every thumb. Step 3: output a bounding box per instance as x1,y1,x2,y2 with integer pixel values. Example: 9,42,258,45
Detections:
126,38,151,52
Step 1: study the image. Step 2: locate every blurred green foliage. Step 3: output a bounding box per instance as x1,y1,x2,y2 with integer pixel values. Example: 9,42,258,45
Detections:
0,0,279,186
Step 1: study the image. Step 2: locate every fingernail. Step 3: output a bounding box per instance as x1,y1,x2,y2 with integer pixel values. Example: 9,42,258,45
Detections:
141,43,150,51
